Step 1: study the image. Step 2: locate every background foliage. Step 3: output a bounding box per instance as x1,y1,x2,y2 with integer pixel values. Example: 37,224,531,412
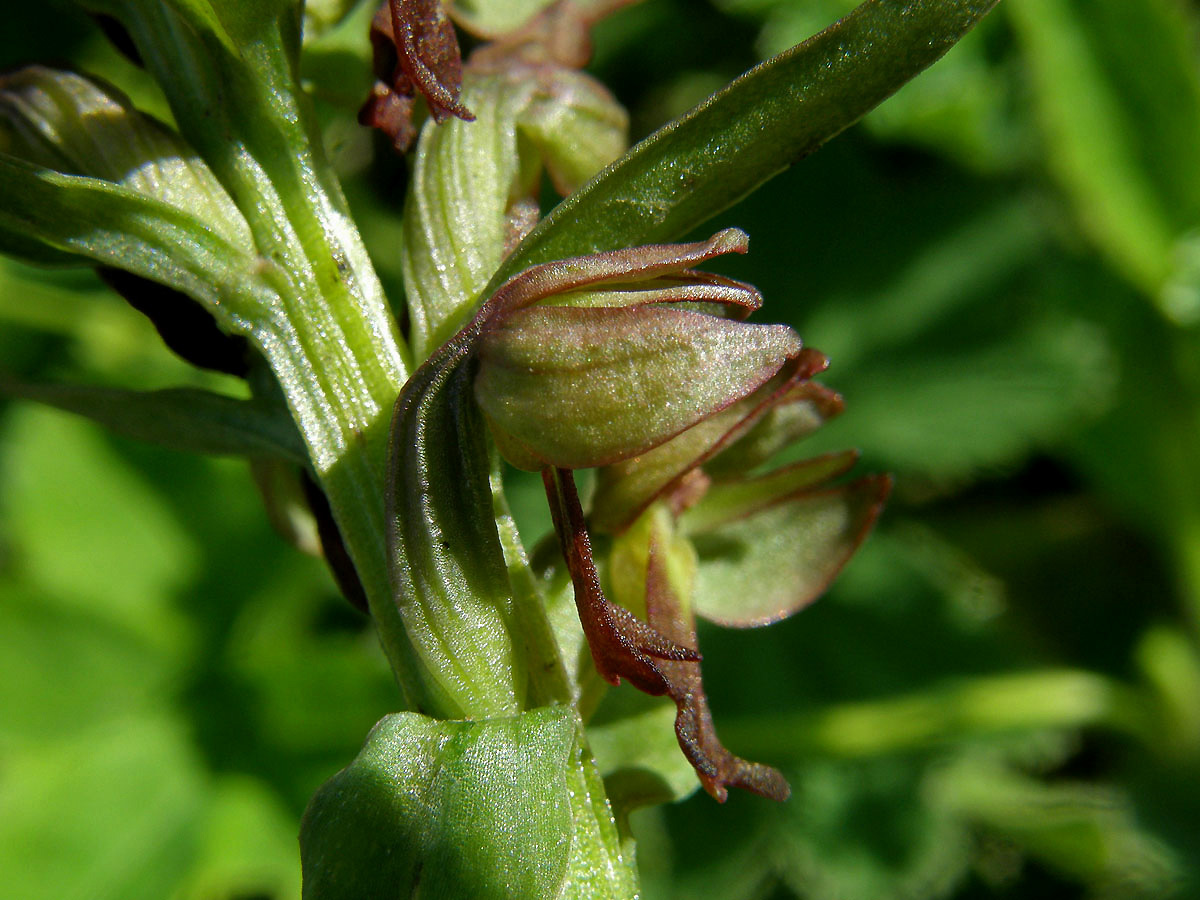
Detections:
2,0,1200,898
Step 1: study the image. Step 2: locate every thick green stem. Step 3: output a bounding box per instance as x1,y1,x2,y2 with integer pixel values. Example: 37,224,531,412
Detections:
82,0,437,703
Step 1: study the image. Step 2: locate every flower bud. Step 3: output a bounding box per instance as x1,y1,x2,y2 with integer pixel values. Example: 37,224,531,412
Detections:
472,230,804,471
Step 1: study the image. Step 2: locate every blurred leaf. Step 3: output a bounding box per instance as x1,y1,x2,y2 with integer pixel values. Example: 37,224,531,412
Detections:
449,0,556,36
799,199,1048,372
640,753,975,900
176,775,303,900
0,716,207,900
0,584,176,751
1,379,305,461
934,760,1185,897
772,756,973,900
1006,0,1191,301
1,404,196,644
724,669,1148,761
493,0,1000,284
810,318,1115,483
299,0,376,111
303,0,363,41
301,706,590,899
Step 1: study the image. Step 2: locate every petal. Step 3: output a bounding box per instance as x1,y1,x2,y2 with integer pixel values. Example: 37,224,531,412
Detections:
706,378,846,476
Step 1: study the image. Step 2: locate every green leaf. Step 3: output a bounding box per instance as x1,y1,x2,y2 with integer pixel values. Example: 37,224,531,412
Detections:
0,378,306,462
721,0,1018,172
492,0,1001,284
0,66,251,246
0,156,273,316
0,717,207,900
401,66,626,361
175,775,302,900
300,707,578,900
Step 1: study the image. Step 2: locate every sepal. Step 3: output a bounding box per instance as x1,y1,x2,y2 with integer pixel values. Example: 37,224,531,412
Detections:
681,460,893,627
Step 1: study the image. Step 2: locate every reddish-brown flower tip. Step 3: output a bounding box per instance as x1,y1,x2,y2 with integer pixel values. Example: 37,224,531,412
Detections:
360,0,474,152
644,530,790,803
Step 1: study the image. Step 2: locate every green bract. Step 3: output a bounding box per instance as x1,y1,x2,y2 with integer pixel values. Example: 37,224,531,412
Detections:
401,62,627,361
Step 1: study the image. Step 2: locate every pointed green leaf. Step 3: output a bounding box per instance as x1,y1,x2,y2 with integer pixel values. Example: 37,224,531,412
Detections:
0,378,305,462
0,156,272,319
476,306,802,470
723,0,1016,171
491,0,1001,284
683,472,890,627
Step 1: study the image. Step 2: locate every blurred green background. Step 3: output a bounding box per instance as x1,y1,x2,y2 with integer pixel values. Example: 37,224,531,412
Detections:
4,0,1200,897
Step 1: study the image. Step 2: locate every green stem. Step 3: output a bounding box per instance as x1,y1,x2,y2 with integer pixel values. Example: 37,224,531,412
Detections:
93,0,430,701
